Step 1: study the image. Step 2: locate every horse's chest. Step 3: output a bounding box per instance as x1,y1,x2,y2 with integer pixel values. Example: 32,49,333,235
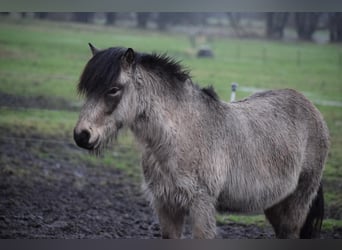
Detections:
142,158,195,208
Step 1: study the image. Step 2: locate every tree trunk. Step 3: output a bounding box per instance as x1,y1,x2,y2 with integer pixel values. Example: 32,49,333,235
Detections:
105,13,116,25
295,13,320,41
136,13,150,29
329,12,342,43
266,12,289,39
227,12,243,38
35,12,48,19
73,12,94,23
157,13,173,31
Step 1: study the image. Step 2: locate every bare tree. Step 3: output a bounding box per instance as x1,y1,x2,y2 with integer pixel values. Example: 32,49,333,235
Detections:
105,13,116,25
156,13,205,31
227,12,243,38
136,13,150,29
157,13,177,31
73,12,94,23
266,12,289,39
34,12,48,19
295,13,321,41
329,12,342,43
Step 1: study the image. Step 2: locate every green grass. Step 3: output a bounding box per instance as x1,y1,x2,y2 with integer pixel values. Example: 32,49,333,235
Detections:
0,17,341,228
190,39,342,102
217,213,342,231
216,214,268,228
322,219,342,231
0,107,135,144
0,107,77,138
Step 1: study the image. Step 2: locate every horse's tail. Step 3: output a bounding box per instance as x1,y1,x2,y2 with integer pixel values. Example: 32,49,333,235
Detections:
300,182,324,239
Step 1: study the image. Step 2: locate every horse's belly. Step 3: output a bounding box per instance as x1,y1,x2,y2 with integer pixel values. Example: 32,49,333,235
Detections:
217,179,297,212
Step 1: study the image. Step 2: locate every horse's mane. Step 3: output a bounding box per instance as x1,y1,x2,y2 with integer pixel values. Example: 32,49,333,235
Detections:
140,53,220,101
139,53,190,83
78,47,219,101
201,85,219,101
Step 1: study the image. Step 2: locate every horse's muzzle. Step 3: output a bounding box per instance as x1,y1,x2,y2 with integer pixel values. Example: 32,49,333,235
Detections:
73,128,97,150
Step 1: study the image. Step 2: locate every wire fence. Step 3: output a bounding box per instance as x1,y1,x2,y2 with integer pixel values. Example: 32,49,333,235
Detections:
0,135,135,150
229,45,342,69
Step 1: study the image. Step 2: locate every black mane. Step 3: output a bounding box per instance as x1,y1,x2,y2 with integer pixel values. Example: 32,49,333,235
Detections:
201,85,219,101
139,53,190,83
78,47,219,101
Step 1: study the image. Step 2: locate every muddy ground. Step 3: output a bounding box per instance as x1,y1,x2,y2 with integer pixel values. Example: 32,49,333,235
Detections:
0,93,341,239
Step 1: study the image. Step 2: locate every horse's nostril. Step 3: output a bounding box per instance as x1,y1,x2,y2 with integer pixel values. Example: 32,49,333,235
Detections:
74,129,92,149
80,129,90,142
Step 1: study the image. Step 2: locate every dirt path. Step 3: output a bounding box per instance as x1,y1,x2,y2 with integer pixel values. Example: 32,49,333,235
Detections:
0,132,341,239
0,92,79,111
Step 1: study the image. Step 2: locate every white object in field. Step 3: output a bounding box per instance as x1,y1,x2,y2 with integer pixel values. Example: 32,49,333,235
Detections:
230,92,236,102
230,82,238,102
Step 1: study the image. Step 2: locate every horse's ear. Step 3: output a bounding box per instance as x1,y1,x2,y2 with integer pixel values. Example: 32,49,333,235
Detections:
121,48,135,69
88,43,99,56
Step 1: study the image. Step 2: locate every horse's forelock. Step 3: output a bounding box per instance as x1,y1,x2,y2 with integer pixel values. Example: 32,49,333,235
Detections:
77,47,127,97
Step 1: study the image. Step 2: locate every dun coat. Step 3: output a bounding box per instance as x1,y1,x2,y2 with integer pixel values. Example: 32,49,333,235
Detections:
74,44,329,239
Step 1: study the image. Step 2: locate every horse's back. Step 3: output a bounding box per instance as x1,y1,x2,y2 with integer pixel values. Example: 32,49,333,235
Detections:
233,89,327,132
231,88,329,167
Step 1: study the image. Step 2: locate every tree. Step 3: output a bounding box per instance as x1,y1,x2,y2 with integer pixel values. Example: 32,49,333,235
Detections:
34,12,48,20
329,12,342,43
106,13,116,25
227,12,243,38
265,12,289,39
73,12,94,23
295,13,321,41
157,12,175,30
157,12,205,31
136,13,150,29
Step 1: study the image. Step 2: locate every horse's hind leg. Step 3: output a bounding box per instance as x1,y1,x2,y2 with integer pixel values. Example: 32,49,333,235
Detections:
155,203,186,239
265,199,305,238
264,172,322,239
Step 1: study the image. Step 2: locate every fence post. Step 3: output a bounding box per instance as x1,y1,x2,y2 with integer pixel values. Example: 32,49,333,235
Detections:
262,47,267,64
236,45,240,61
297,50,301,66
230,82,238,102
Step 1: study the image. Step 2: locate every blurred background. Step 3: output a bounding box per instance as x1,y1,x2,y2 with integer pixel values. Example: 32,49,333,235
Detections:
0,12,341,238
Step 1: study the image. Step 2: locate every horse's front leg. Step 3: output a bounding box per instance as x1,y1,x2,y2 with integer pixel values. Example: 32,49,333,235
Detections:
189,194,217,239
155,203,186,239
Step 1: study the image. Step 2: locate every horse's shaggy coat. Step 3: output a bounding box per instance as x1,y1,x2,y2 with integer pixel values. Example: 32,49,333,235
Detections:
74,44,329,239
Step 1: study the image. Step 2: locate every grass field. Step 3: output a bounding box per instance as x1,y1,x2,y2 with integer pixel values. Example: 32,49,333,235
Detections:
0,17,341,230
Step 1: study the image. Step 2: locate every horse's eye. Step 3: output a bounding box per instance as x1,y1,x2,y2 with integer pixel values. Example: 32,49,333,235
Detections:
107,87,121,96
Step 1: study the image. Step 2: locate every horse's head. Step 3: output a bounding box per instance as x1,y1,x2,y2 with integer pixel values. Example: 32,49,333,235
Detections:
73,43,138,153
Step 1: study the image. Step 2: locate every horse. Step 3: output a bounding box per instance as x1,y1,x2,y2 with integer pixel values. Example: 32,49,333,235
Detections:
73,43,329,239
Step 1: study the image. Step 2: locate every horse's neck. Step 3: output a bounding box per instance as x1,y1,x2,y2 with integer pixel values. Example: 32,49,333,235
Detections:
131,71,215,152
132,94,178,145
